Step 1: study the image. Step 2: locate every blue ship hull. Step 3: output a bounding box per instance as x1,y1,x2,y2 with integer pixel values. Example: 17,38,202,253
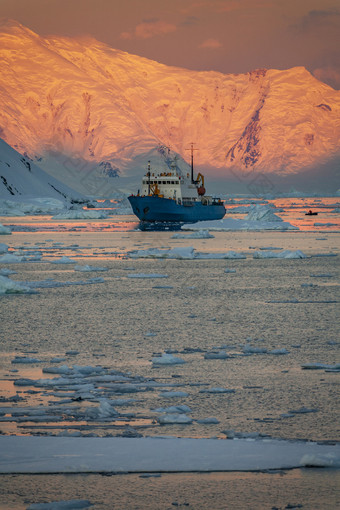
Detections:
128,195,225,222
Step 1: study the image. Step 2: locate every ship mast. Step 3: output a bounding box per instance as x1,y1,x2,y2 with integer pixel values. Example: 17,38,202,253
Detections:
186,142,198,183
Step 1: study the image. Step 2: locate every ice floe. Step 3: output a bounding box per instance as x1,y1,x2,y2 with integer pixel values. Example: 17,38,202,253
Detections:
52,210,108,219
127,273,168,278
158,413,193,424
51,256,75,264
253,250,307,259
0,275,31,294
171,230,214,239
301,363,340,371
0,253,25,263
152,353,186,365
199,388,235,394
182,205,298,231
129,246,246,259
0,223,12,234
26,499,93,509
2,436,338,473
74,264,108,272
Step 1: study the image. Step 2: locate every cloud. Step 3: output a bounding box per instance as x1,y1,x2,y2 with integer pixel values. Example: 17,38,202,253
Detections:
294,8,340,33
199,38,222,49
313,67,340,90
120,20,177,40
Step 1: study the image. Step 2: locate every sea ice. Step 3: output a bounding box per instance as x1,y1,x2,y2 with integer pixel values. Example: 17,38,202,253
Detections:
152,353,186,365
171,230,214,239
224,268,236,273
196,417,220,424
242,344,268,354
51,256,75,264
52,210,108,219
26,499,93,509
153,405,192,414
11,356,43,364
204,351,230,359
127,273,168,278
128,246,247,259
0,275,31,294
74,264,108,272
0,253,25,263
0,242,8,253
269,348,289,355
253,250,307,259
301,362,340,371
159,391,189,398
0,223,12,234
199,388,235,394
158,413,193,424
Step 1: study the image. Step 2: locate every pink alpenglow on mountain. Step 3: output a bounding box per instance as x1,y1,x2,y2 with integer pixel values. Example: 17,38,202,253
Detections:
0,19,339,192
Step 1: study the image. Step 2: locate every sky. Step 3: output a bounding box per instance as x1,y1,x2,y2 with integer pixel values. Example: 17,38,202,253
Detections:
1,0,340,89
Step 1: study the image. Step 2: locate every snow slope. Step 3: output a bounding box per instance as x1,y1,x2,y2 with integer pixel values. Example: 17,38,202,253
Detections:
0,19,339,192
0,137,82,201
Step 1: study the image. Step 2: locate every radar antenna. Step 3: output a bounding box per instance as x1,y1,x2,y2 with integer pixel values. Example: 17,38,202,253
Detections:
185,142,199,183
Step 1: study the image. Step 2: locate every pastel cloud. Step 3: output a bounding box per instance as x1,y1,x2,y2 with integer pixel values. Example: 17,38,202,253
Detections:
121,20,177,40
199,38,222,49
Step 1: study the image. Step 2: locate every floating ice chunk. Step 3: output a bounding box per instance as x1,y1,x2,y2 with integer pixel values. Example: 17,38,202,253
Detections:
301,362,340,371
199,387,235,394
129,247,195,259
0,268,16,276
158,413,193,424
198,251,246,259
0,243,8,253
152,353,186,365
159,391,189,398
52,210,108,219
144,331,157,337
153,405,192,414
204,351,230,359
242,344,267,354
11,356,43,364
26,499,93,509
0,223,11,235
127,273,168,278
269,348,289,355
51,256,75,264
245,204,283,222
253,250,307,259
65,350,79,356
50,357,67,363
289,407,319,414
0,275,31,294
74,265,108,272
85,400,119,419
314,222,337,227
224,268,236,273
0,253,24,263
300,453,340,468
172,230,214,239
310,274,333,278
196,417,220,424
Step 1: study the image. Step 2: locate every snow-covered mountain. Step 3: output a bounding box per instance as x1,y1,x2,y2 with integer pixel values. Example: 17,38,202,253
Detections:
0,19,340,193
0,137,82,201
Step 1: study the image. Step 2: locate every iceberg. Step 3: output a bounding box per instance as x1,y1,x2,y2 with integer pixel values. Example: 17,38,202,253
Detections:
0,223,11,235
0,275,31,294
